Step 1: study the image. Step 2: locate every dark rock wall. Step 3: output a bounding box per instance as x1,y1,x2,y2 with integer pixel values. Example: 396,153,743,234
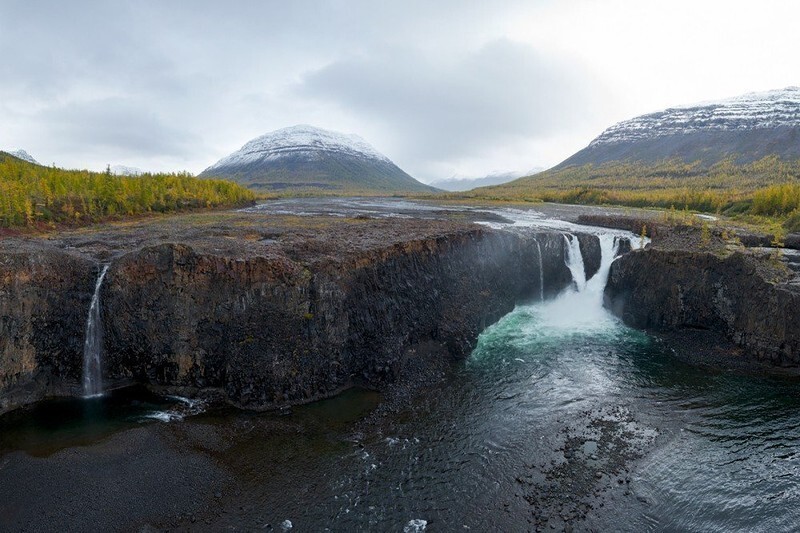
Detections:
606,249,800,366
0,249,95,413
101,230,578,409
0,226,627,413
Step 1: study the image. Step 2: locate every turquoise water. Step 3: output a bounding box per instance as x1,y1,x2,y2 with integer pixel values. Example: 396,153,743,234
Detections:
2,294,799,530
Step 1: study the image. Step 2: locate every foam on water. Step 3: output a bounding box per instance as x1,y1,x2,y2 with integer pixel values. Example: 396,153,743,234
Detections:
472,233,624,367
140,395,206,423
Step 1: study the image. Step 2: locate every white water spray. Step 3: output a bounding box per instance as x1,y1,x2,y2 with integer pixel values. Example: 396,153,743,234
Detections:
83,265,109,398
563,234,586,291
584,234,620,299
533,238,544,301
537,234,621,333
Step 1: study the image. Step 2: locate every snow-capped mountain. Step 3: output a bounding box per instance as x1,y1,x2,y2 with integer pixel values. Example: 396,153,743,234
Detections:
200,125,436,193
110,165,143,176
7,149,39,165
430,168,544,192
559,87,800,167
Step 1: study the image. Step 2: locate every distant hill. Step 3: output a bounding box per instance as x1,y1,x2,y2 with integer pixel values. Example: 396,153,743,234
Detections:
6,150,39,165
110,165,143,176
430,168,543,192
199,125,437,194
557,87,800,168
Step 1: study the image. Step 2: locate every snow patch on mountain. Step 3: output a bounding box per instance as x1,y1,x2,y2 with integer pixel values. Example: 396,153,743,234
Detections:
204,125,392,172
430,167,544,191
591,87,800,147
8,149,39,164
110,165,143,176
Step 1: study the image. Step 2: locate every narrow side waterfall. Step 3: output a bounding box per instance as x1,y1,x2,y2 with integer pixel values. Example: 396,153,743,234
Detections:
563,234,586,291
533,238,544,301
83,265,109,398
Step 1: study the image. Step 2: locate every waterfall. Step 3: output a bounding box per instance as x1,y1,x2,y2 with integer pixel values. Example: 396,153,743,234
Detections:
583,234,620,301
563,234,586,291
533,238,544,302
536,234,621,332
83,265,109,398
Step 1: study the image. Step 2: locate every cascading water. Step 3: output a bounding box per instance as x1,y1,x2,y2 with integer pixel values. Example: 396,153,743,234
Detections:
536,233,620,332
583,234,620,300
533,238,544,301
83,265,109,398
563,234,586,292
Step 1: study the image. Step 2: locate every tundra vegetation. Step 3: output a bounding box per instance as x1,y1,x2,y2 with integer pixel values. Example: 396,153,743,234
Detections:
457,156,800,232
0,152,255,228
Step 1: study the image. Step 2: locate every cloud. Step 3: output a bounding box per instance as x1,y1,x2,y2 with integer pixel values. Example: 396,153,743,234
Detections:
297,39,606,176
42,97,201,158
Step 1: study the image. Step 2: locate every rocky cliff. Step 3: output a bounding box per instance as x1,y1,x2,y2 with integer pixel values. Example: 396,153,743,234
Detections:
606,247,800,368
0,215,600,414
0,246,95,413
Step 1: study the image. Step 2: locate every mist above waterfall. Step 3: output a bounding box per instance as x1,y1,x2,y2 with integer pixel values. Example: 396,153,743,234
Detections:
473,233,624,364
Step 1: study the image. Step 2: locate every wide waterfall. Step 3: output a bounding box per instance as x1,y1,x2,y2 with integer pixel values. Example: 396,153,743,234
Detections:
83,265,109,398
539,233,620,332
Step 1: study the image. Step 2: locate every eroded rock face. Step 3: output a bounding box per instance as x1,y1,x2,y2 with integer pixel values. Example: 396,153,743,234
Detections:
102,229,577,409
0,218,610,413
605,249,800,366
0,247,95,412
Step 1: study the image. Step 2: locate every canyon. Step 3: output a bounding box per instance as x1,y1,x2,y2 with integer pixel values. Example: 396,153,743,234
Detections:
3,200,800,532
2,201,798,416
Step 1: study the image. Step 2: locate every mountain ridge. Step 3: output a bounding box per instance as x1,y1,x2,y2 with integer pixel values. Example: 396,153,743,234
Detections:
557,87,800,168
430,168,544,192
200,125,437,194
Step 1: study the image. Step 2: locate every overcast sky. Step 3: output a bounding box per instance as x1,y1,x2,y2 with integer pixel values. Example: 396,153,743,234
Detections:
2,1,799,182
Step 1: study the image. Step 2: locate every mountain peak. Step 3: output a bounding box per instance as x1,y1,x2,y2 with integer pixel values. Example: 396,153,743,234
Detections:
589,87,800,149
204,125,392,175
110,165,143,176
199,125,435,193
8,149,39,165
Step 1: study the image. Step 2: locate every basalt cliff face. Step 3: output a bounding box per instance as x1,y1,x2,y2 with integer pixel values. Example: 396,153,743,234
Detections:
0,216,602,414
606,247,800,367
0,247,95,413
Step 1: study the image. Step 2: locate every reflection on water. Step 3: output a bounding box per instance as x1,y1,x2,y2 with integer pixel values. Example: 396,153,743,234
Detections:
0,386,182,456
